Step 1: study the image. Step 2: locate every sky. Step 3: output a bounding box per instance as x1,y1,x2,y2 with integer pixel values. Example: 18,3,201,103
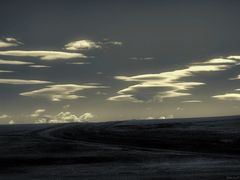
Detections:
0,0,240,124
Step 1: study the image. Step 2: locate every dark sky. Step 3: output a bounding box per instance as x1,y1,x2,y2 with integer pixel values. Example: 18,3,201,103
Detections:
0,0,239,124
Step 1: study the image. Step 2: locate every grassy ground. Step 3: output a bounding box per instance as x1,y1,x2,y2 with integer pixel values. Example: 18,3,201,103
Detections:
0,116,240,179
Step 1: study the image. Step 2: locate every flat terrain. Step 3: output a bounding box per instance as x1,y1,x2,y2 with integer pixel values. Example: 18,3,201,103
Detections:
0,116,240,179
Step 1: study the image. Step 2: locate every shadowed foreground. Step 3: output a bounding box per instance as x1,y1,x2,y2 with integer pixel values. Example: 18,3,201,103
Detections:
0,116,240,179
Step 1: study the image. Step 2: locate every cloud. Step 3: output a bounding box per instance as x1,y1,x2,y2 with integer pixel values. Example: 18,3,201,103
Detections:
0,79,51,85
35,112,94,123
177,107,183,111
108,94,143,103
230,74,240,80
201,58,237,64
146,115,174,120
96,91,107,95
63,104,70,109
152,91,191,102
109,58,234,102
0,70,13,73
146,116,155,119
65,40,101,51
213,93,240,101
68,62,90,65
53,112,84,122
65,39,123,51
104,41,123,46
29,65,50,68
30,109,46,117
0,59,33,65
5,38,18,42
182,100,202,103
0,38,22,48
20,84,107,101
159,116,166,119
227,56,240,60
115,65,228,84
188,64,229,72
8,120,15,124
130,57,155,61
0,50,86,60
78,112,94,121
0,114,13,124
0,114,11,119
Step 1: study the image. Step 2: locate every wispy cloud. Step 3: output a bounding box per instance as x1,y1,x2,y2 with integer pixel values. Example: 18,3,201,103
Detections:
0,114,11,119
109,57,235,103
130,57,155,61
30,109,46,117
8,120,15,124
227,56,240,60
0,50,86,60
65,40,101,51
29,65,50,68
0,38,22,48
65,39,122,51
0,114,14,125
182,100,202,103
152,91,192,102
201,58,237,64
20,84,107,101
0,79,51,85
67,62,91,65
0,59,33,65
63,104,70,109
103,40,123,46
230,74,240,80
108,94,143,103
213,93,240,101
0,70,13,73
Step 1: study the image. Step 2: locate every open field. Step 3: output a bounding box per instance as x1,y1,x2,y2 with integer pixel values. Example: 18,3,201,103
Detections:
0,116,240,179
